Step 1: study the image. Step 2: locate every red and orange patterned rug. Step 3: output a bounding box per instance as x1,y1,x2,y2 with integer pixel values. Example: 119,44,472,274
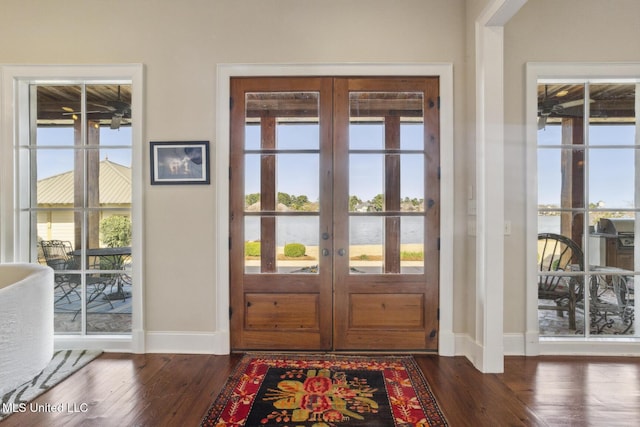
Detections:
201,353,448,426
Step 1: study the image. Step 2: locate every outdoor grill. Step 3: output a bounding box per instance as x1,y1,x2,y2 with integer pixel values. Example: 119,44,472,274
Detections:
596,218,634,270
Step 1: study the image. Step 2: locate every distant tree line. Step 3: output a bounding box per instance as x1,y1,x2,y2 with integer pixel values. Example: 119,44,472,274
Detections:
245,192,313,211
246,192,423,212
350,195,423,211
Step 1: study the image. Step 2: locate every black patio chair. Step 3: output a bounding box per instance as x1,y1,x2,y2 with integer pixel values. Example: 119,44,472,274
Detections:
40,240,81,304
537,233,585,330
40,239,113,318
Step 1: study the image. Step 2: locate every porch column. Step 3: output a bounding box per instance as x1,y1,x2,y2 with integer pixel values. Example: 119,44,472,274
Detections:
74,119,101,253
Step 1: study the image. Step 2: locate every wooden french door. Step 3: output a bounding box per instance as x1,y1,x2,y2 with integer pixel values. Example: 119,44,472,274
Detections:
230,76,440,351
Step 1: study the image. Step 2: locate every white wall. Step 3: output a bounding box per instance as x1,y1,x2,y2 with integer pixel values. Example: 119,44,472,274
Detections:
0,0,469,350
503,0,640,335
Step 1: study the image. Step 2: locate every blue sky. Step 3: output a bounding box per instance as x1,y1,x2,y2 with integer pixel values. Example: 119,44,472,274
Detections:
36,127,132,179
38,122,636,209
538,123,636,209
244,122,426,202
39,122,426,203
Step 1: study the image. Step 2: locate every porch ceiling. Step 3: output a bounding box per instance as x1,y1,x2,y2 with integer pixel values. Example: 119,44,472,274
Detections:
539,83,636,124
36,84,132,127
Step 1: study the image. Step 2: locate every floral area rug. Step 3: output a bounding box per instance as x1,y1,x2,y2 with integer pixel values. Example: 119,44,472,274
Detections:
201,353,448,427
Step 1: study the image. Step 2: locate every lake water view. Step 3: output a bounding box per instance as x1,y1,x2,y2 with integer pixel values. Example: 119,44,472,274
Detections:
243,215,566,247
244,216,564,245
538,215,561,234
244,216,425,246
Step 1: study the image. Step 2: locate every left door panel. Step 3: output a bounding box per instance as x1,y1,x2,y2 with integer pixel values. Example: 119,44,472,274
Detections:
229,77,334,350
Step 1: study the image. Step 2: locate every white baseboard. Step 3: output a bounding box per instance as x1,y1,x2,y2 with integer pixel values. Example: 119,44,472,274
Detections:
144,331,230,354
68,330,640,361
453,333,483,367
55,335,132,353
451,332,526,372
438,329,456,356
502,332,640,356
538,339,640,356
504,333,526,355
454,333,505,372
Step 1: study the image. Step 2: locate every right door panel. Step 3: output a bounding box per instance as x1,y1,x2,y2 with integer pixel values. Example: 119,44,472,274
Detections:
333,77,440,350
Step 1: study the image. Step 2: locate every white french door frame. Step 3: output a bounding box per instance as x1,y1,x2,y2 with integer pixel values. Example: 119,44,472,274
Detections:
525,62,640,356
215,63,455,356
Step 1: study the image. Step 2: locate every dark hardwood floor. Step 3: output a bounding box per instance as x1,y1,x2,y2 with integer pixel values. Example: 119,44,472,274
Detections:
2,353,640,426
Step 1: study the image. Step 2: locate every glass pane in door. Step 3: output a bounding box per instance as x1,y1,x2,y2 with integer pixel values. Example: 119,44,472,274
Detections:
347,91,425,275
276,216,320,273
276,153,319,211
349,216,384,274
243,91,321,274
349,153,384,211
349,123,384,149
400,154,424,205
401,216,424,273
277,123,320,149
400,123,425,150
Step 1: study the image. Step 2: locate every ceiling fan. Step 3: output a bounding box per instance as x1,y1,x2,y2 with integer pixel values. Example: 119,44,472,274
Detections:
104,86,131,130
61,85,131,130
537,85,588,130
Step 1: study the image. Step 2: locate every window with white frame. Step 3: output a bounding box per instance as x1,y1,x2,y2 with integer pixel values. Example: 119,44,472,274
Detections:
536,79,639,338
1,65,142,351
18,81,134,336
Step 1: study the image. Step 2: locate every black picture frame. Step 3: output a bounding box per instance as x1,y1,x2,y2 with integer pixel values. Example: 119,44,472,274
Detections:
150,141,210,185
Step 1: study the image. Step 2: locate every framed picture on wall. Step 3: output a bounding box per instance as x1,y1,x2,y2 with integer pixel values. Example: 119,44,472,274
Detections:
150,140,210,185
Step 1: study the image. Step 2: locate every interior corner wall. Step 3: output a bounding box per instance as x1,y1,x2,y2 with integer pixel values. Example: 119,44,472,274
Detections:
0,0,470,353
502,0,640,347
460,0,492,355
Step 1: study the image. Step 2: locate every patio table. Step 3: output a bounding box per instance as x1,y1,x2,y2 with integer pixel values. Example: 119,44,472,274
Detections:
71,247,132,301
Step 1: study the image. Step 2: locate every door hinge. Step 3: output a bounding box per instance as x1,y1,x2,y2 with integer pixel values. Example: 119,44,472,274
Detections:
229,237,232,250
437,96,440,110
437,166,441,180
229,166,232,180
437,308,440,320
437,238,440,251
230,97,234,109
229,306,233,319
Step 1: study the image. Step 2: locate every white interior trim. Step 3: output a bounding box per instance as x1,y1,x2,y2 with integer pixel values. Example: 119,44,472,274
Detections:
472,0,528,373
474,23,506,373
480,0,528,26
215,63,455,355
0,64,145,353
